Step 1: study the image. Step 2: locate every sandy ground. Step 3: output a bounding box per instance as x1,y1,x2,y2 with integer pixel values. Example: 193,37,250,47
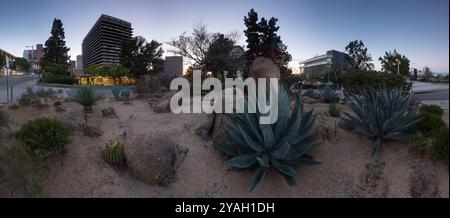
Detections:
0,97,448,198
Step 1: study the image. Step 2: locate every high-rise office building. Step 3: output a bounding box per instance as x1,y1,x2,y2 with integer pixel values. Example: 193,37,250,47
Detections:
76,55,83,69
22,44,44,70
82,14,132,69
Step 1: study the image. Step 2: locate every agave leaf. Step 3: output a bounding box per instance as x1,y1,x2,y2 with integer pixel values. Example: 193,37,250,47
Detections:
257,154,270,168
271,156,298,177
260,124,274,149
271,142,291,159
286,156,321,166
213,139,240,157
281,173,296,186
274,83,290,140
228,153,259,169
371,137,383,157
285,139,317,160
249,166,268,192
239,125,264,152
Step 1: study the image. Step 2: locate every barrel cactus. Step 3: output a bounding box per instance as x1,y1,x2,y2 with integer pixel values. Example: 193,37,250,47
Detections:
102,138,126,167
340,87,421,156
214,82,319,191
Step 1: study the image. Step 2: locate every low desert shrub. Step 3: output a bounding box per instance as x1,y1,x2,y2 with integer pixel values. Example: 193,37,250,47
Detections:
214,81,319,191
318,85,339,103
328,103,340,117
414,112,446,137
80,114,102,137
341,70,409,96
432,125,449,160
102,138,126,167
72,86,103,112
46,74,75,85
283,74,303,89
409,132,428,155
0,109,7,127
111,86,131,101
18,88,56,107
420,104,443,116
340,87,421,156
18,117,71,159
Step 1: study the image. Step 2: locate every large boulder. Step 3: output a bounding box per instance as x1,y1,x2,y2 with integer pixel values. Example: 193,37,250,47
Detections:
125,134,178,185
153,91,177,113
248,57,280,80
190,113,214,139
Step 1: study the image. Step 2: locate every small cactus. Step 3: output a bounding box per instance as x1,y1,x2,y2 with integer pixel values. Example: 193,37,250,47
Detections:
102,138,126,167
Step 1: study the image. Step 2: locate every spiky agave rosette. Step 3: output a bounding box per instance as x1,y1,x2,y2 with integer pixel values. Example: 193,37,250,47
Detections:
214,81,320,191
340,87,421,156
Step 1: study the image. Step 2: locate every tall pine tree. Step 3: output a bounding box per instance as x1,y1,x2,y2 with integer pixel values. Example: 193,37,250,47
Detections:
243,9,292,79
42,18,70,71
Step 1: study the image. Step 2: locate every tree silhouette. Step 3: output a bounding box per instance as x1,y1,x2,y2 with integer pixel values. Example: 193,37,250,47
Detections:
345,40,374,71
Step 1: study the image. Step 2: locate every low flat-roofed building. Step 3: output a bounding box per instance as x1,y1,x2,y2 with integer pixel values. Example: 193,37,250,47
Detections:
300,50,350,79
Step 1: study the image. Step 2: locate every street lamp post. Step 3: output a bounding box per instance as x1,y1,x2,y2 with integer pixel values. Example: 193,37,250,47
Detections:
395,58,401,75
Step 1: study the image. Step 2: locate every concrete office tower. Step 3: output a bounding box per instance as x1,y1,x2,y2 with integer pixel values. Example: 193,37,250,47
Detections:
82,14,132,69
76,55,83,69
163,56,183,76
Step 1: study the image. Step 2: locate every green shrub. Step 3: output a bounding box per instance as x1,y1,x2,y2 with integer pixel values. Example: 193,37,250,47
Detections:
18,117,71,159
283,74,303,89
72,86,103,112
414,112,446,137
214,81,319,191
409,132,428,155
420,105,443,116
342,70,409,96
0,109,7,127
18,88,56,107
46,74,75,85
432,125,449,160
340,87,421,156
328,103,340,117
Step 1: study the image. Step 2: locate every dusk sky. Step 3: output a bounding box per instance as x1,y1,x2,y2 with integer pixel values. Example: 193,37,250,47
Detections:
0,0,448,73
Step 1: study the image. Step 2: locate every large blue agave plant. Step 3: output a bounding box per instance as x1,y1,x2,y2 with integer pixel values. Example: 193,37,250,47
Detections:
340,87,421,156
214,82,319,191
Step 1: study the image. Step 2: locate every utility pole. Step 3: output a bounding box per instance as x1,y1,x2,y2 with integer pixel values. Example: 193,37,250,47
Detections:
5,56,10,103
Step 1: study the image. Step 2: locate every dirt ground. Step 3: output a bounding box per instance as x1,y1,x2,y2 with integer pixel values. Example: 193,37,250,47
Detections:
0,97,448,198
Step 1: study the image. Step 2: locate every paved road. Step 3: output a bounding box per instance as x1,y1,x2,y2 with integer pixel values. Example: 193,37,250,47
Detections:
0,75,39,103
415,89,449,101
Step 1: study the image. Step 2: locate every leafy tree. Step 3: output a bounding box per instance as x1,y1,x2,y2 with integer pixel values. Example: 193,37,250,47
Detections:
85,64,129,84
204,34,241,81
243,9,292,79
14,58,31,72
42,18,70,69
167,24,212,68
0,55,5,68
244,9,261,62
345,40,374,71
168,24,239,68
120,36,164,77
378,50,410,76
